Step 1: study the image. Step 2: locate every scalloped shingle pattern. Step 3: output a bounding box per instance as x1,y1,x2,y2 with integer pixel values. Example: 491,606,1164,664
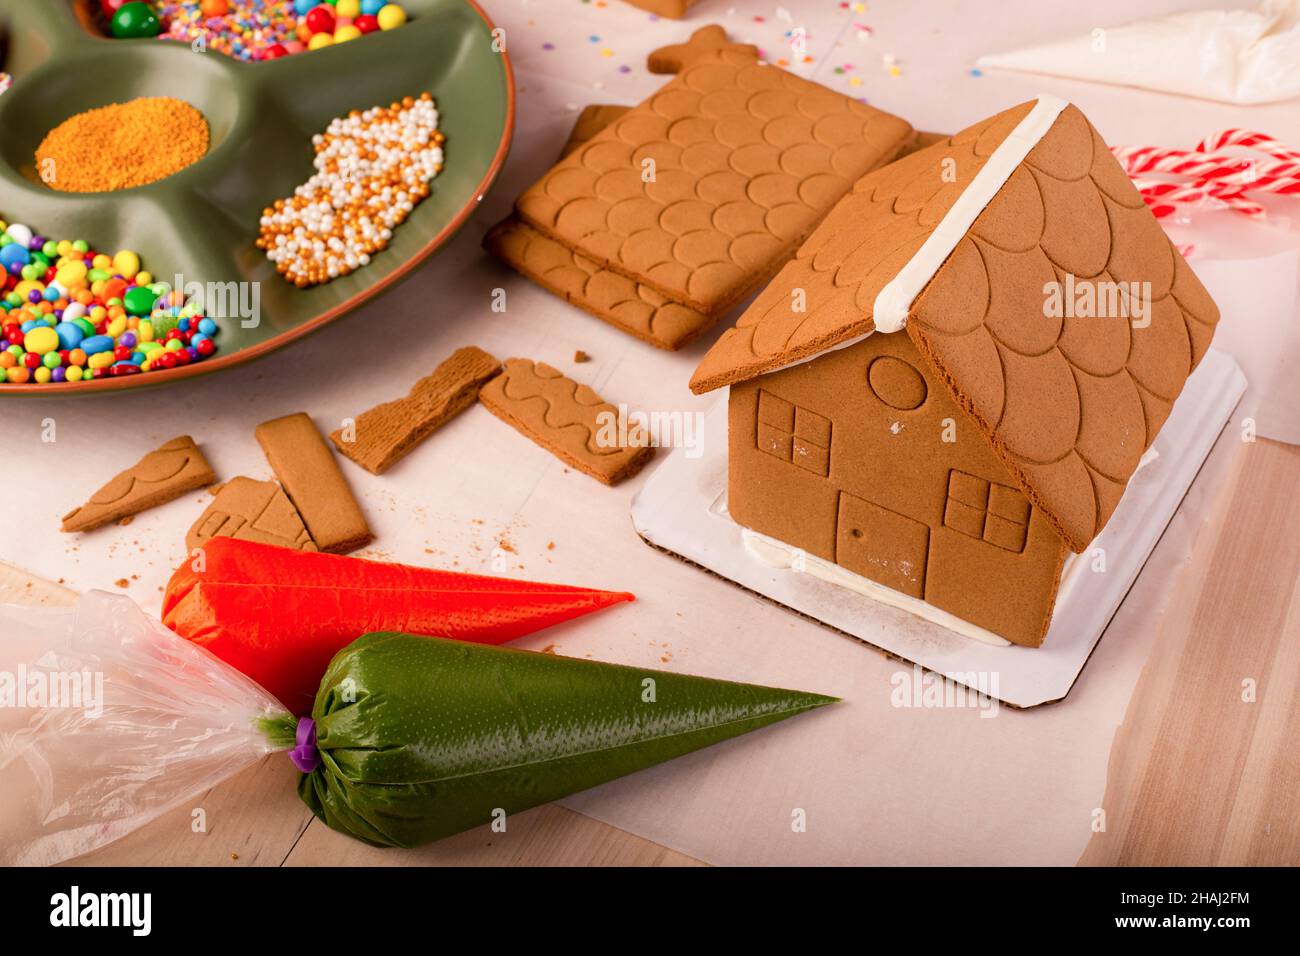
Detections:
484,216,715,349
692,101,1220,552
514,47,913,315
908,105,1219,551
688,102,1034,393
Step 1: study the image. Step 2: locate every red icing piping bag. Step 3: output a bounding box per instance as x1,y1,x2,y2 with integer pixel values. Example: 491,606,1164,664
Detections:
163,537,634,713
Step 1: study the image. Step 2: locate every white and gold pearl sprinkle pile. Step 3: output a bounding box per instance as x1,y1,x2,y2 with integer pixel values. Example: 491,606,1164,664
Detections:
257,93,445,288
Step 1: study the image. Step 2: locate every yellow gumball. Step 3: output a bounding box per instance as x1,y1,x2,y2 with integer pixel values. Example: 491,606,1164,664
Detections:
113,250,140,279
65,365,84,383
55,261,88,287
34,367,52,384
335,25,362,42
92,253,112,270
309,31,334,50
377,4,407,29
336,0,361,16
138,320,155,343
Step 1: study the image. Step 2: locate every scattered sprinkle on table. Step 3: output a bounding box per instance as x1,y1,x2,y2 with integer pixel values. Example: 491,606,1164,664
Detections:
257,93,444,288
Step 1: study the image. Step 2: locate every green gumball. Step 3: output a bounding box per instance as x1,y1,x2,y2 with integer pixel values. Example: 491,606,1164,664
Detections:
110,2,162,40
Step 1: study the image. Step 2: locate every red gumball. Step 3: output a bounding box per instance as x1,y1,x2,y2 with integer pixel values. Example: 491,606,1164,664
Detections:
304,5,335,34
23,352,41,369
99,0,129,17
355,14,379,33
263,43,290,59
114,345,132,361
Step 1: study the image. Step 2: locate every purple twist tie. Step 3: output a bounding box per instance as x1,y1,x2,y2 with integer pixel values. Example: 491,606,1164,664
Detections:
288,717,321,773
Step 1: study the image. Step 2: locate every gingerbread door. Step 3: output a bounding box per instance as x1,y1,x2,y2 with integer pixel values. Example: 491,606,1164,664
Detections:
835,493,929,598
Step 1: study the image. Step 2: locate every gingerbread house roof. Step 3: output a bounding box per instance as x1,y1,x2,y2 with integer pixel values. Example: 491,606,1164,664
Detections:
690,98,1221,553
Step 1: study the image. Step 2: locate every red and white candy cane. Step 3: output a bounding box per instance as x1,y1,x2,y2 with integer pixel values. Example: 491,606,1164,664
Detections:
1111,130,1300,220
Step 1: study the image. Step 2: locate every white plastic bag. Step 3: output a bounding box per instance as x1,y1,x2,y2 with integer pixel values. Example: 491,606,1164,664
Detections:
978,0,1300,105
0,591,289,866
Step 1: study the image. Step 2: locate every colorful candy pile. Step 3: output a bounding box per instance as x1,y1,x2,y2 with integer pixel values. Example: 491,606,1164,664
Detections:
293,0,407,53
122,0,410,62
257,93,444,287
0,219,220,385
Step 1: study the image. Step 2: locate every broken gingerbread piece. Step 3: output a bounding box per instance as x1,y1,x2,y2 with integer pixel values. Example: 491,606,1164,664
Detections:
62,435,215,533
479,359,654,486
329,346,502,475
186,476,317,553
255,413,372,553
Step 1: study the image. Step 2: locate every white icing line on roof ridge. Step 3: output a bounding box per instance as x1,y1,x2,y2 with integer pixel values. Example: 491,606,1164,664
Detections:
871,94,1070,333
756,95,1070,381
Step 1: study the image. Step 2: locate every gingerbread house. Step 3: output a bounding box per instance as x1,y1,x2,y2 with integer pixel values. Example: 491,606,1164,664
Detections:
689,97,1221,647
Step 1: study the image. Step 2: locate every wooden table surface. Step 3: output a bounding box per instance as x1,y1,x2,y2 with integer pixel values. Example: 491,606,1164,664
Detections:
4,437,1296,866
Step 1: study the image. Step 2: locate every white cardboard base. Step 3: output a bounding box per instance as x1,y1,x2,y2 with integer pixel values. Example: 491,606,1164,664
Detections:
632,348,1246,708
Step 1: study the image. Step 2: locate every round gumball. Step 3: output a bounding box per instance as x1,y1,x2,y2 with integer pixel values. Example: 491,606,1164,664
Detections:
110,1,162,39
354,14,379,33
376,4,406,29
305,5,336,34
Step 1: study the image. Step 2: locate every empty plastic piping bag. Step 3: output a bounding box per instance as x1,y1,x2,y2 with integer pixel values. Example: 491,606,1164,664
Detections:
0,592,836,864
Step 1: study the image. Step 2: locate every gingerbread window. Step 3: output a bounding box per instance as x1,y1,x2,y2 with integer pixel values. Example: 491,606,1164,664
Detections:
942,469,1030,553
756,389,831,477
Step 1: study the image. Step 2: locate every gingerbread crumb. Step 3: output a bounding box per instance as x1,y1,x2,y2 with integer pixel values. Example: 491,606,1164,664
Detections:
573,350,590,363
114,578,129,588
546,541,555,550
118,516,134,527
541,643,558,655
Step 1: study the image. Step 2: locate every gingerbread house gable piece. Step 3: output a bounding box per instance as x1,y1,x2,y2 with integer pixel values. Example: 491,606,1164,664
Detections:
691,98,1221,553
513,33,914,316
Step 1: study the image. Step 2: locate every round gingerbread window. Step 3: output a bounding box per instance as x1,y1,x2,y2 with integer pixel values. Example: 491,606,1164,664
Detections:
867,356,927,410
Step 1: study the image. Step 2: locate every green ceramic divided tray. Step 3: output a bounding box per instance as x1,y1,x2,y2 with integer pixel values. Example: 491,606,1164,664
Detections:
0,0,514,395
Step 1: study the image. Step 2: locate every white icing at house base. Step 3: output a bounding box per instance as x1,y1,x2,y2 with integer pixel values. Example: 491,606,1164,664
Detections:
740,528,1012,647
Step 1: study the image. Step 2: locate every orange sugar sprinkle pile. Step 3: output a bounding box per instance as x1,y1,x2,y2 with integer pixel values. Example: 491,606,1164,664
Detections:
36,97,210,193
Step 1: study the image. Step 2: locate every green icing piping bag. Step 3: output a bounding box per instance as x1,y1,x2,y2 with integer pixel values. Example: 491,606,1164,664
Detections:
1,592,835,863
265,631,837,848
